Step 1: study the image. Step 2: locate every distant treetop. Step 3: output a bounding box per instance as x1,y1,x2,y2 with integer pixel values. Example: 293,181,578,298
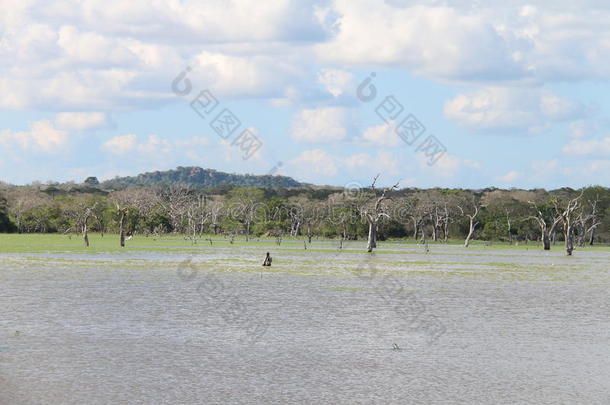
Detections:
84,177,100,186
100,166,303,190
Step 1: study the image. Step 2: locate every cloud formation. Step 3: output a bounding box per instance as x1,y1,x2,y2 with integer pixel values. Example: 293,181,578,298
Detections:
444,87,585,132
290,107,349,143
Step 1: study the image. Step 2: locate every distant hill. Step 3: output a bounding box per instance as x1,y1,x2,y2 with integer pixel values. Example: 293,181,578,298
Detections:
100,166,303,189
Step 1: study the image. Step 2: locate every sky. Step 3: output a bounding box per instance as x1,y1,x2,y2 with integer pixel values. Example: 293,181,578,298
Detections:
1,0,610,189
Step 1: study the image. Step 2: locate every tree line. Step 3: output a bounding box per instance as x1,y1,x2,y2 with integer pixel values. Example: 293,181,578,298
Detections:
0,179,609,255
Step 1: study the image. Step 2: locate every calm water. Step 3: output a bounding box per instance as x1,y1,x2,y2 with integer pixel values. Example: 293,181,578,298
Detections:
1,241,609,404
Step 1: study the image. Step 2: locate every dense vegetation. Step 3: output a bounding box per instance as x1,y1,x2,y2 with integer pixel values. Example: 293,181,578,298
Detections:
1,172,609,252
100,166,303,189
0,192,14,232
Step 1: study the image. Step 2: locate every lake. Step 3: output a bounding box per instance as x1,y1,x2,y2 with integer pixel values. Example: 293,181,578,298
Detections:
1,236,609,404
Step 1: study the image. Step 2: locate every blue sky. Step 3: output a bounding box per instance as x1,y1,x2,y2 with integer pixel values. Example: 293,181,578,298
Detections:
1,0,610,188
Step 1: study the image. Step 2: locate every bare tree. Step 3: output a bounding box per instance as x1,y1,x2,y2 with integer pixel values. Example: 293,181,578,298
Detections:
158,184,192,233
457,197,480,248
361,175,399,252
208,198,224,235
505,208,513,244
553,192,583,256
111,189,146,247
442,203,452,242
5,188,50,233
430,197,451,242
226,187,264,240
575,196,601,247
527,201,561,250
288,203,304,237
65,198,99,247
403,195,430,240
290,198,322,244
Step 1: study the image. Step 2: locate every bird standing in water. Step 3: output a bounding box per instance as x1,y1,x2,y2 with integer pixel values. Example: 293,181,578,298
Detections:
262,252,272,266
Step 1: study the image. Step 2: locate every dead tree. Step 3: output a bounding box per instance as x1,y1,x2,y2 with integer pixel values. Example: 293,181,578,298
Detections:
505,208,512,244
288,204,304,237
576,196,601,247
431,201,450,242
186,194,210,242
81,207,93,247
457,197,480,248
158,184,191,233
527,201,561,250
361,175,399,252
553,192,583,256
116,203,128,247
208,199,224,235
111,189,143,247
442,203,451,242
64,198,99,247
405,197,429,240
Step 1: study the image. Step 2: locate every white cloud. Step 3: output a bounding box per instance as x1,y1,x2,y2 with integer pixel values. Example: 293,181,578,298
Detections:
496,170,520,183
360,121,401,147
444,87,584,132
57,25,136,66
569,121,589,139
102,134,217,167
54,112,109,131
562,137,610,157
102,134,172,156
562,160,610,177
290,149,338,178
0,0,325,110
317,68,353,97
102,134,138,155
290,148,401,182
317,2,522,81
317,1,610,83
416,153,481,178
39,0,327,43
3,0,610,114
343,153,369,169
191,51,303,99
342,150,400,175
0,120,68,152
290,107,349,143
531,158,560,175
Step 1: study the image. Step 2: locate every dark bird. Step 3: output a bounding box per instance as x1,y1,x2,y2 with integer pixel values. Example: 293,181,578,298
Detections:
262,252,272,266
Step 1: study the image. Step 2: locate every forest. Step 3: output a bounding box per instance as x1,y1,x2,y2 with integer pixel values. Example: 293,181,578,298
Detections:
1,174,608,255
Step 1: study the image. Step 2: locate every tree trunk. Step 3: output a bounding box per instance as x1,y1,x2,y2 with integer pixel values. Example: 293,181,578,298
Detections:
589,229,595,246
119,211,126,247
577,228,586,247
366,221,377,252
464,219,477,248
83,223,89,247
542,231,550,250
565,225,574,256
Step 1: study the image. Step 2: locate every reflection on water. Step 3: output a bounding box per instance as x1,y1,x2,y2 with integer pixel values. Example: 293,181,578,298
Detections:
1,242,609,404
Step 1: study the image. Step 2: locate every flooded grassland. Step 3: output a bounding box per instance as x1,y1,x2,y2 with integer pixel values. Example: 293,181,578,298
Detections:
1,234,609,404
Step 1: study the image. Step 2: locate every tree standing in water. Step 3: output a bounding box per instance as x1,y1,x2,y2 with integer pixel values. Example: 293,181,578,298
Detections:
361,175,399,253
